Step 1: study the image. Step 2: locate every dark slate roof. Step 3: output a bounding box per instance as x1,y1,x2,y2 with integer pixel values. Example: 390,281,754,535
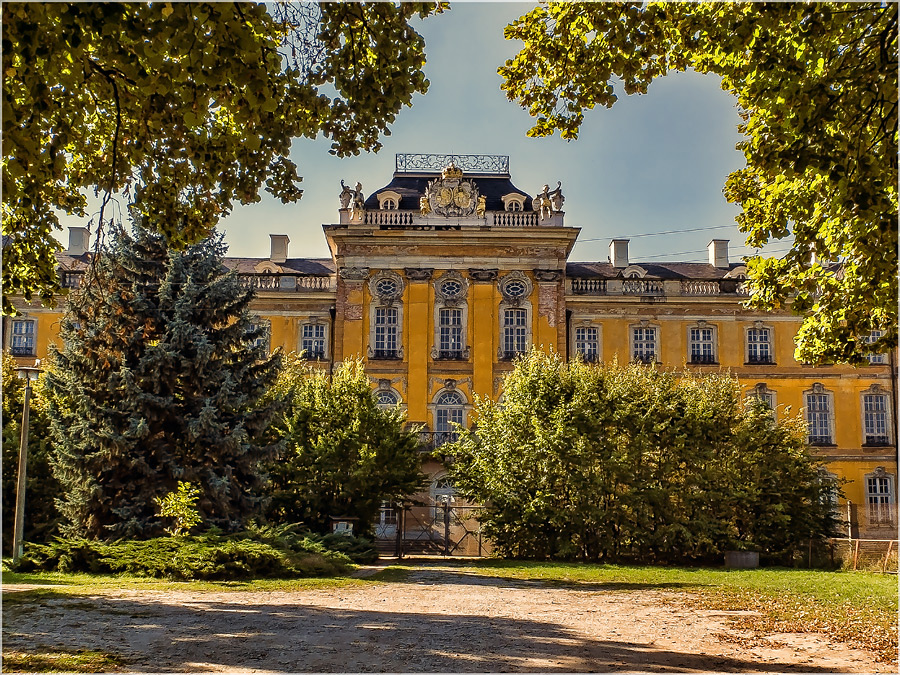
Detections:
364,173,533,211
222,258,335,275
56,253,93,270
566,261,746,280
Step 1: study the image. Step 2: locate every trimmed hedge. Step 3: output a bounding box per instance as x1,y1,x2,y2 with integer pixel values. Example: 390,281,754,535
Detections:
9,527,376,579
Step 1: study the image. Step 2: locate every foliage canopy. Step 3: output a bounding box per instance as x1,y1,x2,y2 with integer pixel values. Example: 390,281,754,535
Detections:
501,2,898,364
264,355,425,535
2,1,444,314
450,350,840,563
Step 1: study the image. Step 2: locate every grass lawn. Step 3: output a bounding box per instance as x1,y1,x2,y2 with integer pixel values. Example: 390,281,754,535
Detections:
1,568,368,594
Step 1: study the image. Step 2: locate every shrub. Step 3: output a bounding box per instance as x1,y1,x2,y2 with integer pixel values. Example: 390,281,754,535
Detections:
9,529,355,580
450,349,841,564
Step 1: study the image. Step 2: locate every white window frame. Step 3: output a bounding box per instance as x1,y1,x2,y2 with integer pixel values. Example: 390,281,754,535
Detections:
745,321,774,365
497,272,533,360
571,319,601,363
368,271,404,360
865,467,895,527
748,382,777,418
432,389,466,446
688,321,717,365
300,321,328,360
248,317,270,352
804,383,835,445
8,317,37,357
863,330,886,364
373,306,400,358
432,271,470,361
630,321,659,364
861,385,892,446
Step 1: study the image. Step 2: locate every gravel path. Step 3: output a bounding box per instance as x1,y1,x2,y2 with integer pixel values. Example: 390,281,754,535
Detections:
2,561,889,673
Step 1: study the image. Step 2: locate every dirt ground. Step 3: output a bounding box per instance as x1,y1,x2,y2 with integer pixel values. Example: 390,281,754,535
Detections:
2,560,891,673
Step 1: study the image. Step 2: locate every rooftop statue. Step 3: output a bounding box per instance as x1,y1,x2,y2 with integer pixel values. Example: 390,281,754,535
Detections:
534,182,564,220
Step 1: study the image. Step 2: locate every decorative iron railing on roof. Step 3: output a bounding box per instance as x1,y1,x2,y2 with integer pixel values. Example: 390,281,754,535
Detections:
395,153,510,174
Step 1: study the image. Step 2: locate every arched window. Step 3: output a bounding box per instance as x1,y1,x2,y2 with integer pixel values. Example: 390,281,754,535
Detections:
430,474,457,525
435,391,464,444
376,390,399,408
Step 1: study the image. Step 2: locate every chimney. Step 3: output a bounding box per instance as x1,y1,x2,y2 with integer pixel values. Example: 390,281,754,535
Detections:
610,239,629,268
269,234,289,264
67,227,90,256
708,239,729,268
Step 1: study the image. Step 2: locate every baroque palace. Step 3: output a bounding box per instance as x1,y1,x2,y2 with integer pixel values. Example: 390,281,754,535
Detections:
6,153,898,541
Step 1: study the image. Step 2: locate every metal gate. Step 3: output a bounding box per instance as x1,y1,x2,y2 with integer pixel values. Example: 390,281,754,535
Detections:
375,501,490,557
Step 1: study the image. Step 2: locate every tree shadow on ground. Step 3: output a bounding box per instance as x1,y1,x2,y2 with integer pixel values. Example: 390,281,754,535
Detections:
3,591,840,673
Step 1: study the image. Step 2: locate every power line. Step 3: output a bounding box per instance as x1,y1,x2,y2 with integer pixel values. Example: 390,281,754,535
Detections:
574,224,735,244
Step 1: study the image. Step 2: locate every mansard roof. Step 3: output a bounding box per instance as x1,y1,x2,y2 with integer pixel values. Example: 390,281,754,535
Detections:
566,261,746,279
223,258,335,275
363,174,533,212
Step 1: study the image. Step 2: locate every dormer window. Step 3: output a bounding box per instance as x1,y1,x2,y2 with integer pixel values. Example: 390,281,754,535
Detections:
501,193,526,212
376,190,402,210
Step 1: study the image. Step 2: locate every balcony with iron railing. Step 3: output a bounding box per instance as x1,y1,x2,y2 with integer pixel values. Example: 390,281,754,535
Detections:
746,354,774,365
689,353,717,365
418,431,459,450
10,345,35,357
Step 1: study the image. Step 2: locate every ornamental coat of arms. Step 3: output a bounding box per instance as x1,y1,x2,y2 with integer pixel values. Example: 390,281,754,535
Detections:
424,162,480,217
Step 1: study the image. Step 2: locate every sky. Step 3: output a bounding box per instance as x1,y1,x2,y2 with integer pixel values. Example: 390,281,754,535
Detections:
58,2,791,265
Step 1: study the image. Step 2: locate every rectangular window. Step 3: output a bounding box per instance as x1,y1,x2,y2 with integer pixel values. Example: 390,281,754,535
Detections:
805,393,833,445
248,319,270,352
747,327,772,364
301,324,326,360
575,326,599,362
866,476,894,526
374,307,398,358
438,308,463,358
864,330,886,364
502,308,527,358
10,319,36,356
863,394,890,445
632,326,657,363
689,327,715,364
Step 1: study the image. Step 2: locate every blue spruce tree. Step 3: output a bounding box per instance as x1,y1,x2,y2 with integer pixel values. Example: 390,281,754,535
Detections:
47,221,281,539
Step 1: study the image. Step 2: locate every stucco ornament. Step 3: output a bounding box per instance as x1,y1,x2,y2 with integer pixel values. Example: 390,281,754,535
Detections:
349,182,365,220
419,196,431,216
425,162,480,217
339,180,353,209
476,195,486,217
533,181,564,220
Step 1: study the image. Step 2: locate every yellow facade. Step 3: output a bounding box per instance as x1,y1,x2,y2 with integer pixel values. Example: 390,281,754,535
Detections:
5,154,896,538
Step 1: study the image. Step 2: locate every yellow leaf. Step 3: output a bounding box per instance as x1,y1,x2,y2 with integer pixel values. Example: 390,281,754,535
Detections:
161,3,173,19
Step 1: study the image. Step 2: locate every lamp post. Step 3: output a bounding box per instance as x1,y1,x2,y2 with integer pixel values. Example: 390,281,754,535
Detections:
12,361,42,563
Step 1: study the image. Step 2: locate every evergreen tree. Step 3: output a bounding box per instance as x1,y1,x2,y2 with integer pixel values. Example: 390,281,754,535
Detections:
46,222,281,540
